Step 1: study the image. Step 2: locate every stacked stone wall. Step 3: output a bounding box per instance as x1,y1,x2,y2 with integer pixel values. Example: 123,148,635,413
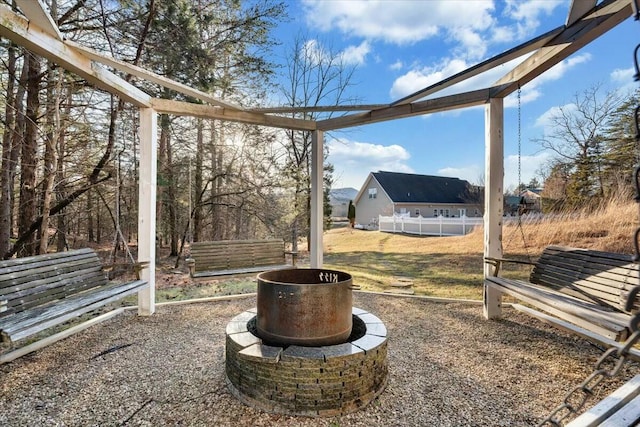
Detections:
225,307,388,416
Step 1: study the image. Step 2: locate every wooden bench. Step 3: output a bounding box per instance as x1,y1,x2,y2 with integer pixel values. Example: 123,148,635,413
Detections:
186,239,297,278
566,375,640,426
485,245,640,343
0,248,148,344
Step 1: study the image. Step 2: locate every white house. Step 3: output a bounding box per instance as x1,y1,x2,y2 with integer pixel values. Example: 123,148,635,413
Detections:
354,171,483,226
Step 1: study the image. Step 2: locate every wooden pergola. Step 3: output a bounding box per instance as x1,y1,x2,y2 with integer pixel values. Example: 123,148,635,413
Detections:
0,0,634,320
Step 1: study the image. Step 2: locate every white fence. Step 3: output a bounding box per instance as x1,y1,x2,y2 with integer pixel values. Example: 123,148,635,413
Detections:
378,214,483,236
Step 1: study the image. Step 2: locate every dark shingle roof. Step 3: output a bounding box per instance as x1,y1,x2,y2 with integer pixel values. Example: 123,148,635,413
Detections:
372,171,477,204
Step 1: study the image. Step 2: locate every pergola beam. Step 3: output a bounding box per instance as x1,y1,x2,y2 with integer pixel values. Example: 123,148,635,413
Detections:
151,98,316,131
567,0,597,25
493,0,632,95
15,0,62,41
66,41,243,111
249,104,389,113
317,85,510,131
0,4,151,107
390,27,563,107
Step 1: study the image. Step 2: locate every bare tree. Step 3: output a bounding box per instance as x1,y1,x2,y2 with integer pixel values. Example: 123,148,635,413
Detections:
279,34,357,251
534,83,624,207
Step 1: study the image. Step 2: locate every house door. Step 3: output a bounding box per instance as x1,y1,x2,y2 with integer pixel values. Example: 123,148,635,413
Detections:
459,208,466,217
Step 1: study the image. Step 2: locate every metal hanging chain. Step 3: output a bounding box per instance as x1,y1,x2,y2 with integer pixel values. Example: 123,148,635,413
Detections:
538,330,640,426
515,87,532,260
538,24,640,427
518,86,522,195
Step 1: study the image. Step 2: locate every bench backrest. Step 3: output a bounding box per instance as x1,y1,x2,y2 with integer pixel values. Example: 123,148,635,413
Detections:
530,245,639,313
0,248,107,318
189,239,286,273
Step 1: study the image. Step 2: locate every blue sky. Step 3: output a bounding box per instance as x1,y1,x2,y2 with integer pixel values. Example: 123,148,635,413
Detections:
269,0,638,192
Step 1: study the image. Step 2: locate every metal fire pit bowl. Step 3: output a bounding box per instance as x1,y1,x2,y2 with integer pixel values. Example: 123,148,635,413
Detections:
256,268,355,346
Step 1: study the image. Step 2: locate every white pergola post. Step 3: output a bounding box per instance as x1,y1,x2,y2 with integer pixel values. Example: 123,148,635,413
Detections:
138,107,157,315
483,97,504,319
310,130,324,268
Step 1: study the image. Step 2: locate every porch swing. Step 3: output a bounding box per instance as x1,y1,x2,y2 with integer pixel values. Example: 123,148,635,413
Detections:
484,80,640,345
485,63,640,426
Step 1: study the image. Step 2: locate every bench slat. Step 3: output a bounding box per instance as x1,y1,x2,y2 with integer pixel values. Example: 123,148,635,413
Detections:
191,264,289,278
599,394,640,427
0,248,95,269
485,245,639,344
486,278,628,340
188,239,291,276
1,272,108,317
0,255,102,288
0,248,148,344
0,280,148,343
566,375,640,427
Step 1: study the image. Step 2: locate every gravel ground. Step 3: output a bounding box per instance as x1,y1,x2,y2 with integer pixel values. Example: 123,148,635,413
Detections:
1,292,637,427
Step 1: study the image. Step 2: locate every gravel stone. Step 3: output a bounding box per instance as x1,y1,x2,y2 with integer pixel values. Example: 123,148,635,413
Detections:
0,293,637,426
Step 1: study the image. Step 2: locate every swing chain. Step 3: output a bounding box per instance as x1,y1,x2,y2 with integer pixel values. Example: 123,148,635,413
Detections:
517,86,522,194
539,20,640,427
538,330,640,426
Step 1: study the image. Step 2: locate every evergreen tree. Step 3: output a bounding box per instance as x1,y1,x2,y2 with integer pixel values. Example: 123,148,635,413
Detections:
602,88,640,197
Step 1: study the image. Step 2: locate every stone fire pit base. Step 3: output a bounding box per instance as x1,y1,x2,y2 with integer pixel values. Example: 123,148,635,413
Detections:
225,307,389,417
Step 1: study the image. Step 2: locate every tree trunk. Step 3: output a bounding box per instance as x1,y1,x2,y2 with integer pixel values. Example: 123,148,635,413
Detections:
18,52,41,257
157,114,169,248
193,118,203,242
56,82,72,252
0,43,17,256
210,119,222,240
39,63,61,254
165,124,178,256
87,189,94,242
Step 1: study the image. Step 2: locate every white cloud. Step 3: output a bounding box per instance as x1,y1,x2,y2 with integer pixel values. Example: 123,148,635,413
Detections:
534,103,577,130
611,67,635,83
301,39,328,65
504,0,565,39
438,165,484,186
340,41,371,66
504,152,552,191
491,26,515,44
327,138,413,189
531,53,592,86
438,152,551,193
302,0,567,66
302,0,496,57
611,67,637,95
389,52,591,106
389,58,469,99
451,27,487,59
390,60,403,71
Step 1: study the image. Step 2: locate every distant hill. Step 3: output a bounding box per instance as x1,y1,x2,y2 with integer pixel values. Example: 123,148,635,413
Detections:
329,187,358,204
329,188,358,219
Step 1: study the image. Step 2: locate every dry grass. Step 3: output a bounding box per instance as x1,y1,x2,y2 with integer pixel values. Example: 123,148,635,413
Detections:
497,196,637,256
323,198,639,300
133,197,639,303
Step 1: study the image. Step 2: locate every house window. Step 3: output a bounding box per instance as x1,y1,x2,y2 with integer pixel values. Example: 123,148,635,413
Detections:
445,209,450,217
439,209,444,216
368,188,377,199
415,208,420,217
474,209,479,216
433,209,438,217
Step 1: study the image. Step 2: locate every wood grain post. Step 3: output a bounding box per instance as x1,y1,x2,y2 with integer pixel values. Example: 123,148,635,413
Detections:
484,98,504,319
310,130,324,268
138,107,157,315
